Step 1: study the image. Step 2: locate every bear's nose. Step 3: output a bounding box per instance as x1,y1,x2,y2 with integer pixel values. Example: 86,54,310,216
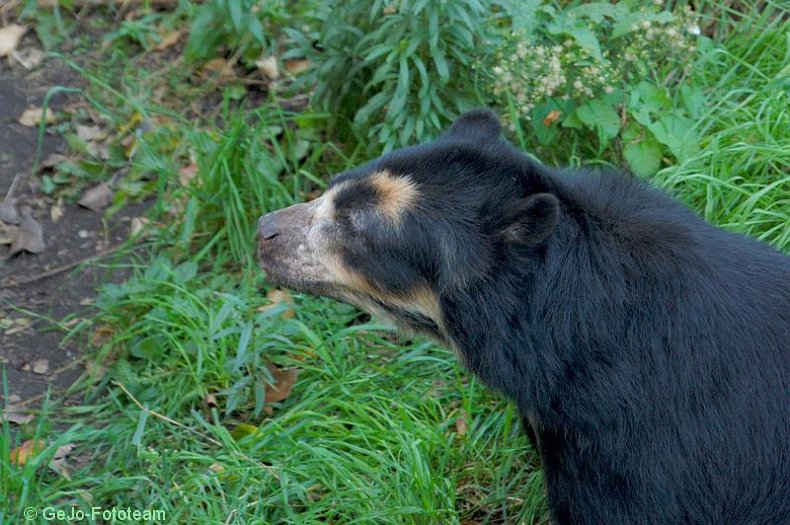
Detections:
258,213,280,241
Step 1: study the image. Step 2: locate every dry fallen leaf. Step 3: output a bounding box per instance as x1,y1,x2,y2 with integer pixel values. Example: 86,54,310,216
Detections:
31,358,49,375
18,107,57,127
50,201,64,222
202,57,235,81
256,56,279,80
130,216,149,238
9,210,45,256
91,325,114,347
49,443,75,479
178,163,199,187
12,47,45,69
154,29,183,50
0,25,27,58
78,182,114,212
284,59,311,76
1,405,34,425
39,152,67,170
9,439,46,466
75,124,107,142
543,110,562,127
455,416,468,436
204,393,218,408
263,364,299,403
258,288,296,319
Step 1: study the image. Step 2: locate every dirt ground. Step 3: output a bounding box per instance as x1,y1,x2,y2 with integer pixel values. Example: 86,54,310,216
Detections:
0,45,146,413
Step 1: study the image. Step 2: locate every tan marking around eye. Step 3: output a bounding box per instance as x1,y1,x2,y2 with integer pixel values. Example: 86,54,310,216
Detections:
368,171,418,222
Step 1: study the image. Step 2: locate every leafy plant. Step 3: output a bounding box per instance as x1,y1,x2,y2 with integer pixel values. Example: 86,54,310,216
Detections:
286,0,498,152
485,1,704,175
184,0,290,65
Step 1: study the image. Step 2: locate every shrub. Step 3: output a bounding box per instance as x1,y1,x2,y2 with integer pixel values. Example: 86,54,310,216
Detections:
286,0,498,152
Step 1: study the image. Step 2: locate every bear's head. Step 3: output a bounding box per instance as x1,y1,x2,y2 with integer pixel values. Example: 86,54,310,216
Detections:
257,109,560,342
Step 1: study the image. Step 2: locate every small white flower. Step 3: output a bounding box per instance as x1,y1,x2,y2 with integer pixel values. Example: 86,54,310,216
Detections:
642,20,651,29
604,85,614,94
573,79,583,90
493,65,504,75
687,24,701,36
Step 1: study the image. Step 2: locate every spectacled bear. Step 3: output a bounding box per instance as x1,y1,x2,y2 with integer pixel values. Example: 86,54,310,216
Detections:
257,109,790,524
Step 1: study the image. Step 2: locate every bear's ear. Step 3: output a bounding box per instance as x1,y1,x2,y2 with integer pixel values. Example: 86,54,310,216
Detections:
502,193,560,245
441,108,501,144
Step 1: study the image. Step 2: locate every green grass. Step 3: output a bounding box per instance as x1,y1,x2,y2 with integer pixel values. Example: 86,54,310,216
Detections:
2,2,789,524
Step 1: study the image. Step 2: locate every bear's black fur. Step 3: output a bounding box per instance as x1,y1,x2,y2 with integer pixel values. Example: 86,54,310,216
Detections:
258,109,790,524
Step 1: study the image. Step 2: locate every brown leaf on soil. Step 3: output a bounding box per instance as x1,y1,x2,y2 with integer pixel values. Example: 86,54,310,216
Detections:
0,25,27,58
9,439,46,466
1,405,34,425
263,364,299,403
31,358,49,374
78,182,114,212
50,200,64,222
154,29,183,50
18,106,57,127
40,152,67,170
9,210,45,255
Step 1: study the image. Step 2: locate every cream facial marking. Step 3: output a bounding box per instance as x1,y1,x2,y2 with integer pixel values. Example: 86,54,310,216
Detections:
368,171,418,222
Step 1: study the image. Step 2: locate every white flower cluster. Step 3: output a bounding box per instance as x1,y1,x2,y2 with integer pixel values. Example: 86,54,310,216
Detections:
486,5,700,122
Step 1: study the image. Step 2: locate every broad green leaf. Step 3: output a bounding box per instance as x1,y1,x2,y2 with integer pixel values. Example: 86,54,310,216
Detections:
624,131,663,177
576,100,620,146
647,114,699,162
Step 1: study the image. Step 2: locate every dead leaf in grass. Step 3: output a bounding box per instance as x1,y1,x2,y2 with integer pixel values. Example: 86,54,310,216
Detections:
1,405,34,425
9,439,46,466
91,325,114,347
178,163,199,186
154,29,183,50
0,25,27,58
18,106,57,127
78,182,113,212
263,364,298,403
9,210,45,255
256,56,279,80
204,393,218,408
130,216,149,238
455,415,468,436
202,57,236,81
284,59,311,75
257,288,296,319
49,443,75,479
75,124,107,142
40,152,67,170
